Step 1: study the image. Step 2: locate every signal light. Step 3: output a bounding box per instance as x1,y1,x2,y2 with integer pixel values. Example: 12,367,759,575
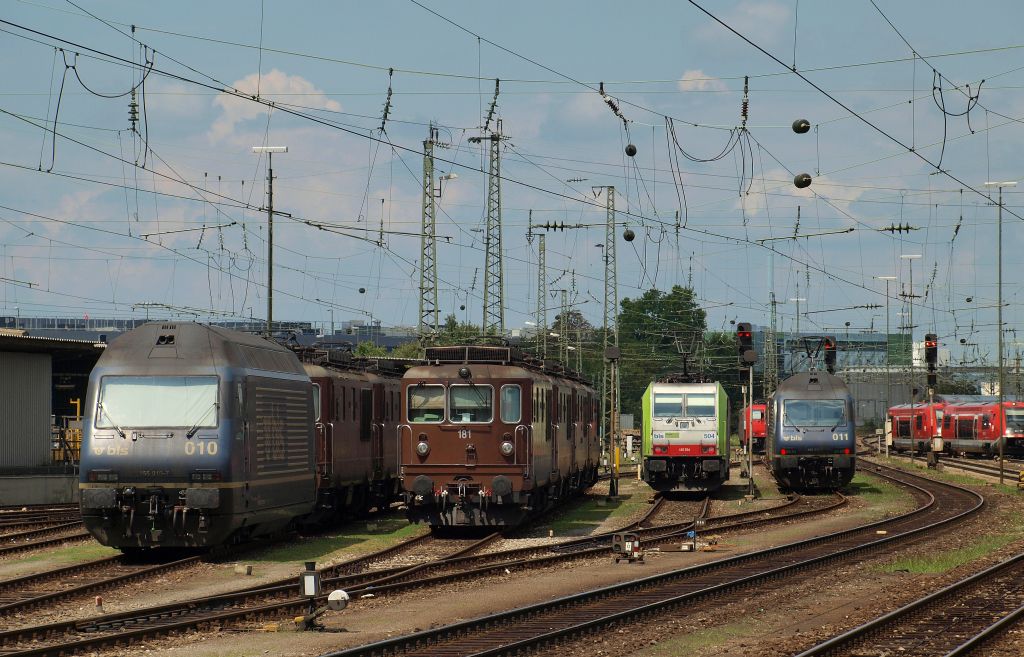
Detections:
823,336,837,374
736,322,757,373
780,448,787,456
925,333,938,370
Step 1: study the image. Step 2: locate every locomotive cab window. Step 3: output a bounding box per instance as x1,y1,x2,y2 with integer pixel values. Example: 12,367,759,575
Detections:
449,384,493,423
500,385,522,424
783,399,846,427
653,393,683,418
408,384,445,423
96,375,219,430
684,393,716,417
751,409,764,420
1007,410,1024,432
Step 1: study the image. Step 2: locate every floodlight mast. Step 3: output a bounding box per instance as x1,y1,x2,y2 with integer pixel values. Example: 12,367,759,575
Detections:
252,146,288,335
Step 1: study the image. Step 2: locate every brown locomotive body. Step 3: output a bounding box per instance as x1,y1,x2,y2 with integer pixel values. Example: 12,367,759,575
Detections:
301,351,406,520
400,346,600,526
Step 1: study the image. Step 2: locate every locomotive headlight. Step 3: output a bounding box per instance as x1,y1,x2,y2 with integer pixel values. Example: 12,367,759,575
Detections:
416,441,430,457
500,441,515,457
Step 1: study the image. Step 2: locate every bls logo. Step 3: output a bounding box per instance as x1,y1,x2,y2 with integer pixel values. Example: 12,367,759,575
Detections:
92,445,129,456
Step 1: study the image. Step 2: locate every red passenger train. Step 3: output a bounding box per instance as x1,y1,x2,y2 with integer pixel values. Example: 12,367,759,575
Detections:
400,345,600,527
888,402,945,454
887,399,1024,457
941,400,1024,457
740,403,767,454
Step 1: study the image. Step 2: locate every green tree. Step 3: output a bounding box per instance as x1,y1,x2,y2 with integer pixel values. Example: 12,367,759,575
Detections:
615,286,708,418
354,341,387,357
389,340,423,359
435,314,482,345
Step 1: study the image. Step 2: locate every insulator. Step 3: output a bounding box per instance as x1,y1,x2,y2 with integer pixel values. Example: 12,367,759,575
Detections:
792,119,811,134
741,99,749,120
793,173,812,189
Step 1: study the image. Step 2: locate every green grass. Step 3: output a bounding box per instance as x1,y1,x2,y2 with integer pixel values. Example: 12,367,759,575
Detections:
251,517,425,563
845,471,916,517
545,482,650,536
18,541,118,564
867,455,1024,573
880,532,1022,574
640,620,755,655
873,455,1021,494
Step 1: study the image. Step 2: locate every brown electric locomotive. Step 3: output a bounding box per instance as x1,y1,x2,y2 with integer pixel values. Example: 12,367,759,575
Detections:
300,349,406,521
400,346,600,526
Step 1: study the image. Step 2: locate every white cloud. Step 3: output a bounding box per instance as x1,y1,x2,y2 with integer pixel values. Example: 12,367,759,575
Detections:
677,70,728,92
208,69,341,142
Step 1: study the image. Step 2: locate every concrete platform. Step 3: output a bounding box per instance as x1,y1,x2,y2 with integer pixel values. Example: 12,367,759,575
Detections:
0,470,78,505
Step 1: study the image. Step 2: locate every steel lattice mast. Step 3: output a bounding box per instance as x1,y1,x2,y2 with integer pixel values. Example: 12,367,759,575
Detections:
601,186,619,446
481,120,505,335
536,232,547,360
418,125,439,341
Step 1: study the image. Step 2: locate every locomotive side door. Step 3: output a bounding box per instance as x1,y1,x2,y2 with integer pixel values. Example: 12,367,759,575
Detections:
314,380,333,486
569,390,578,474
371,384,385,476
549,387,559,480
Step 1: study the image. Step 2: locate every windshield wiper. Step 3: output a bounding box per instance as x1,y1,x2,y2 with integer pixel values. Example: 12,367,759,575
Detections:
186,402,219,439
97,402,126,439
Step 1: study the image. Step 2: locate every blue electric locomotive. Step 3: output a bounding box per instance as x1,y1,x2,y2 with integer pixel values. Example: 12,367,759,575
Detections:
80,322,316,548
766,370,856,490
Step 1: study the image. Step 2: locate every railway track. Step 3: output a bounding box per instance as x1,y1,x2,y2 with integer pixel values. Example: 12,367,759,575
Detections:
0,523,89,558
796,550,1024,656
0,486,843,655
314,463,982,657
938,455,1022,480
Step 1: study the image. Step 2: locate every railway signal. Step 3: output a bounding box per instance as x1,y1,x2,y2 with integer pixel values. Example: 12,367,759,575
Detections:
925,333,938,387
736,322,756,369
823,336,837,374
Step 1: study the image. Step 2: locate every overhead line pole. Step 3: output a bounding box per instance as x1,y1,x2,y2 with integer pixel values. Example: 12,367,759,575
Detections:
252,146,288,337
600,186,620,495
419,125,439,342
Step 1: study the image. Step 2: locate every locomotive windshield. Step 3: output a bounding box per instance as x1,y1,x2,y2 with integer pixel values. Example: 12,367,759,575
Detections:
1006,409,1024,432
449,385,493,423
653,393,682,418
96,376,218,429
783,399,846,428
684,393,716,417
408,384,445,423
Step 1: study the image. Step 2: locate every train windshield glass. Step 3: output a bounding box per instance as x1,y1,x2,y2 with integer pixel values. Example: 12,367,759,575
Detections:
1006,410,1024,432
783,399,846,428
500,385,521,424
97,376,218,429
449,385,493,423
408,385,445,423
653,394,683,418
751,410,764,420
684,393,716,417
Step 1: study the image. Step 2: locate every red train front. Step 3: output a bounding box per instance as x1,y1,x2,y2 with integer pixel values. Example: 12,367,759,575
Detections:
740,403,767,453
888,402,945,454
400,346,599,527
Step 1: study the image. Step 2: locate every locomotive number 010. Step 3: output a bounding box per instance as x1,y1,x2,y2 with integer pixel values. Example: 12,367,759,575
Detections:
185,440,219,456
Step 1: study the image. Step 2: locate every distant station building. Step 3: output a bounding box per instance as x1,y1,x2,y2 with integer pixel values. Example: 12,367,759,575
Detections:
0,325,105,504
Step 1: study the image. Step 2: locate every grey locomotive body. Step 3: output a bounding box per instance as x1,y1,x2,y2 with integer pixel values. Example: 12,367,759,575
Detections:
766,370,856,490
80,322,315,548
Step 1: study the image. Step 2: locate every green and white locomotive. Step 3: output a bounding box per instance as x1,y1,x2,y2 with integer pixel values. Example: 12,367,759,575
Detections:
640,381,730,492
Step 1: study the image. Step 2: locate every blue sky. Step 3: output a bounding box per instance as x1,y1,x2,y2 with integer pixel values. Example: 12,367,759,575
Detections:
1,0,1022,364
